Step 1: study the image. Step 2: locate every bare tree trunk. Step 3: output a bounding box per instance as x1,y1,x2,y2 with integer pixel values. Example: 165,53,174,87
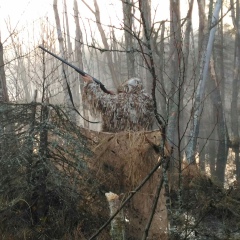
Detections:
198,0,207,61
166,1,184,206
53,0,75,121
158,23,167,119
64,0,78,123
63,0,72,55
180,0,194,160
0,39,9,102
230,0,240,182
73,0,89,127
210,59,229,185
183,0,194,80
186,0,222,163
208,131,217,177
139,0,152,93
122,0,135,79
166,0,182,148
153,22,167,119
111,28,121,78
196,0,211,170
218,4,226,107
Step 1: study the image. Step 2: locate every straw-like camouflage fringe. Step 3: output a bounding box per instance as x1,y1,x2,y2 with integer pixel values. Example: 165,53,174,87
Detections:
83,78,155,132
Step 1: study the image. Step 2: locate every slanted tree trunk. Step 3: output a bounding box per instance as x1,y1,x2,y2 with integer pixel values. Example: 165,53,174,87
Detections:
215,4,226,108
186,0,222,163
158,22,167,119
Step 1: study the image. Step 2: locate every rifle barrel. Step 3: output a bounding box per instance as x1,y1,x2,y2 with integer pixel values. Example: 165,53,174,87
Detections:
38,46,111,94
38,45,85,76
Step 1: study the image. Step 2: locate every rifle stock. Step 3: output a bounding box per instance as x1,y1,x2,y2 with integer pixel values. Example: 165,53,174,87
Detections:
38,46,112,94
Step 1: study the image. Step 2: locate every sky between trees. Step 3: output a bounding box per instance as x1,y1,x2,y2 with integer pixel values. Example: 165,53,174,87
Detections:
0,0,204,44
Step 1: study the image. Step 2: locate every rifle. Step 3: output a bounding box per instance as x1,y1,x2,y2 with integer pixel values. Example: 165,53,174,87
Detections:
38,45,113,95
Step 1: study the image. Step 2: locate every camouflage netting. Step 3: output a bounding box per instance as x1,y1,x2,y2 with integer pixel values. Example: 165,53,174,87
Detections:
81,128,169,239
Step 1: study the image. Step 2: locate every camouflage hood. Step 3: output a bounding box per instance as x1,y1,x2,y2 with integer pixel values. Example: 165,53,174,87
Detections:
117,78,143,94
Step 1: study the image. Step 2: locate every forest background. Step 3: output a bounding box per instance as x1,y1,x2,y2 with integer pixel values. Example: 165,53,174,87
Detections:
1,0,240,239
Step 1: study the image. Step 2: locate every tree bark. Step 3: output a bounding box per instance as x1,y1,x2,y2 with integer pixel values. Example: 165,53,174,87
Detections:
153,22,167,119
122,0,135,79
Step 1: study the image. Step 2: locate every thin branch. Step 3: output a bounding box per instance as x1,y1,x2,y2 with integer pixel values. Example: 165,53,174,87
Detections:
142,176,164,240
88,157,166,240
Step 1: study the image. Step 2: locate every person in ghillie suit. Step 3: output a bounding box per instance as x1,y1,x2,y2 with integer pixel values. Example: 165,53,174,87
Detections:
82,75,155,132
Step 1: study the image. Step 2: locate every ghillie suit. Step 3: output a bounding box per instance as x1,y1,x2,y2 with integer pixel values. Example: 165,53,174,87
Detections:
82,128,169,239
83,77,155,132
